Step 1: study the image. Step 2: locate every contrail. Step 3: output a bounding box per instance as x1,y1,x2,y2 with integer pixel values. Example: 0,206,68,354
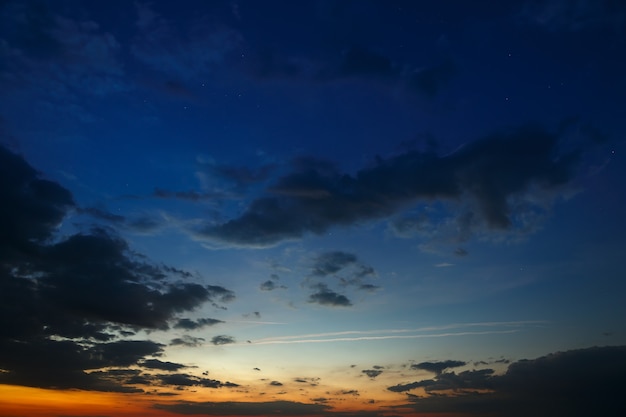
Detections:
251,320,546,343
249,329,520,345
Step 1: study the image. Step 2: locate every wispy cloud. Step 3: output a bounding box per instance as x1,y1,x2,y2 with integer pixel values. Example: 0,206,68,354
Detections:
248,321,546,345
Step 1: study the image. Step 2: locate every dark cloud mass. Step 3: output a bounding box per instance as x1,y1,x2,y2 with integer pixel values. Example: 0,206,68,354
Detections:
211,335,236,345
198,126,580,247
411,360,466,374
0,145,235,391
154,400,331,416
311,251,357,276
170,335,205,348
362,369,383,378
308,284,352,307
0,145,74,254
140,359,187,371
174,318,224,330
391,346,626,417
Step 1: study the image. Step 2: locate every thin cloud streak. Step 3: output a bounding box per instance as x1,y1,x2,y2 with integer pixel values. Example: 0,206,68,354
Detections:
248,330,520,345
252,321,547,343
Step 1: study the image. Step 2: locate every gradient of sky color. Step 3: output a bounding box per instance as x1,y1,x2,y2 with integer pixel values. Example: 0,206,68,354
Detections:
1,1,625,417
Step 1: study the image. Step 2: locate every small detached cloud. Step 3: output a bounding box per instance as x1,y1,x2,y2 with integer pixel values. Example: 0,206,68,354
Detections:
311,251,357,276
362,369,383,379
170,335,205,348
411,360,466,374
210,335,236,346
303,250,378,307
308,284,352,307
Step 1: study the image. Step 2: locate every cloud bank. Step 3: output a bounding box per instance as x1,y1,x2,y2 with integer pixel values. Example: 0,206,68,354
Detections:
197,126,580,247
0,145,235,392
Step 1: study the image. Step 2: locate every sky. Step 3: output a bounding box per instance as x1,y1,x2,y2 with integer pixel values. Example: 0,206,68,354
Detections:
1,1,625,416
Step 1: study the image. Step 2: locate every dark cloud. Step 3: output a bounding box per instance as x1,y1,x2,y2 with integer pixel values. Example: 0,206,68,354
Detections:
0,338,162,392
80,206,126,224
311,251,357,276
211,335,236,345
170,335,205,347
411,360,466,374
269,380,283,386
392,346,626,417
259,279,286,291
154,400,330,416
140,359,187,371
0,145,235,392
306,251,378,299
308,284,352,307
359,284,381,292
174,318,224,330
38,231,221,329
0,145,74,256
79,207,162,234
197,126,580,247
156,373,229,389
387,379,437,393
362,369,383,378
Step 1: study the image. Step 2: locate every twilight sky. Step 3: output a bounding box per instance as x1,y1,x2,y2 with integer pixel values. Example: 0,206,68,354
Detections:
1,1,625,416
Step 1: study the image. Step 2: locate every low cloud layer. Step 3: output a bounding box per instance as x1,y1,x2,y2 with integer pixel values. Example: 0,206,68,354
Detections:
389,346,626,417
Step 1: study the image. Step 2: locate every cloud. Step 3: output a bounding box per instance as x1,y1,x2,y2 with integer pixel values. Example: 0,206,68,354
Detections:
140,359,187,371
170,336,205,348
304,251,378,301
0,144,236,392
411,360,466,374
391,346,626,417
174,318,224,330
211,335,236,345
311,251,357,276
197,125,581,247
154,400,330,416
269,380,283,386
79,207,163,234
308,284,352,307
362,369,383,378
0,145,74,254
0,338,163,392
155,373,232,389
387,380,437,393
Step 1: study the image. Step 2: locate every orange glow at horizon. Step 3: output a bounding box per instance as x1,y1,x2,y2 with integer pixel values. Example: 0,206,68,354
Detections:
0,384,173,417
0,383,456,417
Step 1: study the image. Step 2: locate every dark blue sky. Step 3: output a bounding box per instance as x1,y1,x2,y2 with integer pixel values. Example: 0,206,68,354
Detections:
1,1,625,416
